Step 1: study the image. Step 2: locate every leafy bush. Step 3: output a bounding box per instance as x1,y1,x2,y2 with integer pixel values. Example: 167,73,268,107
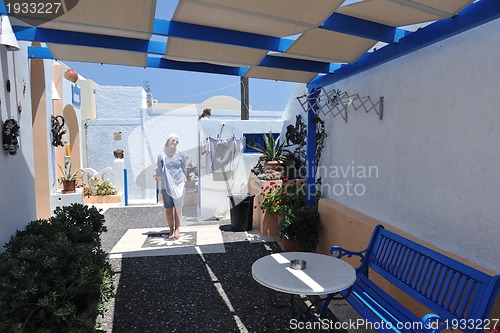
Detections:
278,204,322,251
0,204,114,332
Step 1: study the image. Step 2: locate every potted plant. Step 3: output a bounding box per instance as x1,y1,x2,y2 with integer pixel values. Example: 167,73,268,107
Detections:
259,179,321,251
84,177,117,197
250,132,285,172
57,161,81,193
278,204,322,252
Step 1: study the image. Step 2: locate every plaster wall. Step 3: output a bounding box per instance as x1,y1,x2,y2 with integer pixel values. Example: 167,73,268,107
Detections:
0,43,36,247
86,86,145,202
288,18,500,272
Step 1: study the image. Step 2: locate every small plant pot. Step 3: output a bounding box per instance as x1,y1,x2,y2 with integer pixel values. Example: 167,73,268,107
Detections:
62,180,76,193
281,238,308,252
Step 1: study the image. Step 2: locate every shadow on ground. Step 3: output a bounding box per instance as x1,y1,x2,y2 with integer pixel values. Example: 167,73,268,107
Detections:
98,206,347,332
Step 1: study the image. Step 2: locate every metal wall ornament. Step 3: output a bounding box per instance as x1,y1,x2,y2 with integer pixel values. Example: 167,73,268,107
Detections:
296,88,384,123
3,119,20,155
50,115,66,147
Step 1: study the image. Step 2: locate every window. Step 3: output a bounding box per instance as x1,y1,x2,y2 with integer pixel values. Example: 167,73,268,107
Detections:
243,133,279,153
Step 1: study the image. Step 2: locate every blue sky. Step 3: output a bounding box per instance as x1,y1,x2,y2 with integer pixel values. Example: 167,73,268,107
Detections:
64,0,298,111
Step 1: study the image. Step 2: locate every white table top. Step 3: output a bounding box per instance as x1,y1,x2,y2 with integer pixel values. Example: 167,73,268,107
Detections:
252,252,356,296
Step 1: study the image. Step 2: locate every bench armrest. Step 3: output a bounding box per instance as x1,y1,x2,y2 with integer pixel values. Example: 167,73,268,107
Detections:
422,313,446,333
330,246,366,269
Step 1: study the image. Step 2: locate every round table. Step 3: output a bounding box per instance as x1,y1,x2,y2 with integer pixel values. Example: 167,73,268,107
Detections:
252,252,356,296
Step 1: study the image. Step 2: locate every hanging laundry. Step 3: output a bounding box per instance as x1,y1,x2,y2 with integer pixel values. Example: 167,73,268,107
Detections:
205,137,244,174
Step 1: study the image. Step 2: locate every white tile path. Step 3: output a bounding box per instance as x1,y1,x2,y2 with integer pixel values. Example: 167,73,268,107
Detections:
108,224,225,259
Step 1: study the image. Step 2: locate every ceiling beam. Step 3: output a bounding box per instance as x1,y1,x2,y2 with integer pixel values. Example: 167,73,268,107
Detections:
259,55,340,73
320,13,411,43
309,0,500,89
14,26,165,54
153,19,294,53
28,46,247,76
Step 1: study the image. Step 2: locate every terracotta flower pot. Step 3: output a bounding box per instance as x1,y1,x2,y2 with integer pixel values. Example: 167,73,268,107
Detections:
62,180,76,193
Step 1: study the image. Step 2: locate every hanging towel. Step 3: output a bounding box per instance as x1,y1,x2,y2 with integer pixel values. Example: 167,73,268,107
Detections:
205,137,243,174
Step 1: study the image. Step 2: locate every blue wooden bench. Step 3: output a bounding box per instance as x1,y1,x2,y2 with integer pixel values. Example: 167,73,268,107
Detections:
319,225,499,333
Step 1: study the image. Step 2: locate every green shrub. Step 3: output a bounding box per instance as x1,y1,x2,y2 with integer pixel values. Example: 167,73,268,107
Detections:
0,204,114,332
278,204,322,251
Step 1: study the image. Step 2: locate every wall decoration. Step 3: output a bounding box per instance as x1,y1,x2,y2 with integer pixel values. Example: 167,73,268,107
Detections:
50,115,66,147
64,69,78,83
17,101,22,113
3,119,20,155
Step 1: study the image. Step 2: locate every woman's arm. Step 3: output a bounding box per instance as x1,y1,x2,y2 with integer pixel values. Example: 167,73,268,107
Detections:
181,153,187,175
154,154,162,180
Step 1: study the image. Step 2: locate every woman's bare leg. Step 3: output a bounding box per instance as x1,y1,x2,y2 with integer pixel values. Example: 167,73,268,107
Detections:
165,207,175,238
173,207,182,238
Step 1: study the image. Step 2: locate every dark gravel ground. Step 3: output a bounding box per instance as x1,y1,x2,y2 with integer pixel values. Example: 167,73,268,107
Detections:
96,205,347,333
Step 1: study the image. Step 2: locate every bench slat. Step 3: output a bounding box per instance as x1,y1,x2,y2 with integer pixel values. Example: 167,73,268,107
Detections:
428,262,442,301
458,278,476,318
347,275,423,333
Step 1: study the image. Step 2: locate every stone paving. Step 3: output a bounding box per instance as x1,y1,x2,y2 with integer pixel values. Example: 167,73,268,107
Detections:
94,203,366,332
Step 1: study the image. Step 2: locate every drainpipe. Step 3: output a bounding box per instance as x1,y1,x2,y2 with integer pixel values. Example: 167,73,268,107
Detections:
306,88,320,205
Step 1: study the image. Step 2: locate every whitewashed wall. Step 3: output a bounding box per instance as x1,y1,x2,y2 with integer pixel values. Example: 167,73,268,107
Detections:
86,86,146,202
0,42,36,247
287,19,500,271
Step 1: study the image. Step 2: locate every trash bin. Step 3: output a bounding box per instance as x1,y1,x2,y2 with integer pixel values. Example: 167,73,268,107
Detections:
229,193,255,231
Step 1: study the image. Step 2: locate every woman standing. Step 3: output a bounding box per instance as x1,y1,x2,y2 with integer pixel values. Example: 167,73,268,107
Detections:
154,134,186,238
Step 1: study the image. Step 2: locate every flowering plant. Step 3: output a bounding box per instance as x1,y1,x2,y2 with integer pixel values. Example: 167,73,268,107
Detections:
259,179,308,215
84,177,116,197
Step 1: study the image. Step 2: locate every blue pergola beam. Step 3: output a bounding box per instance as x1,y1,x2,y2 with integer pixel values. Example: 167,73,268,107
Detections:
146,57,248,76
27,46,53,59
154,19,294,53
258,55,340,73
14,26,166,55
320,13,410,43
27,46,248,77
309,0,500,89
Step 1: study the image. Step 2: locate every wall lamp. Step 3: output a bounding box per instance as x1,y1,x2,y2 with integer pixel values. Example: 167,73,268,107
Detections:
0,15,20,51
